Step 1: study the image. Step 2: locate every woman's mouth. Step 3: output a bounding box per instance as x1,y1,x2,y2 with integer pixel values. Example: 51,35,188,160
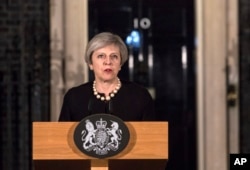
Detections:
104,68,113,72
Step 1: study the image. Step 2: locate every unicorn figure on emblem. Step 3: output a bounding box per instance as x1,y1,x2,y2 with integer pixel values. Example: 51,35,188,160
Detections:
107,121,122,148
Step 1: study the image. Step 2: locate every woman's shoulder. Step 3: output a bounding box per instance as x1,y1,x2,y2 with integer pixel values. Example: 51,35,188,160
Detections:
121,79,145,88
119,80,154,107
120,80,150,95
65,82,92,95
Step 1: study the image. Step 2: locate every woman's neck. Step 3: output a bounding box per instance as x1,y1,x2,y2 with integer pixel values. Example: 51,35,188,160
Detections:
94,78,120,96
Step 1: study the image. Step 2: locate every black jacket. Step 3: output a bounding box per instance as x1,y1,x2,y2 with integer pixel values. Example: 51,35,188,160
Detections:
59,80,155,121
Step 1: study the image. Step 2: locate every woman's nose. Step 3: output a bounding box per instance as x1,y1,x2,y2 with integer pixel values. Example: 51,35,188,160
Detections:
104,56,112,65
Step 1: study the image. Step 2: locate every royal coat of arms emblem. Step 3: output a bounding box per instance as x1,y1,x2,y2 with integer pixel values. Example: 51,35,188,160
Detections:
74,114,130,158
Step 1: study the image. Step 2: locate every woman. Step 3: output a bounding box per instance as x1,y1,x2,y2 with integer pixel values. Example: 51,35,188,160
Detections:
59,32,155,121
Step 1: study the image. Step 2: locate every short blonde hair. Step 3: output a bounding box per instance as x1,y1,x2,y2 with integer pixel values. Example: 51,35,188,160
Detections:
85,32,128,65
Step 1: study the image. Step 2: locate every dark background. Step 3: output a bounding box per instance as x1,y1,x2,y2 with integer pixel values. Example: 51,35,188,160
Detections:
0,0,250,170
88,1,196,169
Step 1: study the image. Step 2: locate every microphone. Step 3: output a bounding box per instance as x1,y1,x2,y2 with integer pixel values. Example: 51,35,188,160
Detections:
88,96,94,115
104,99,114,114
88,96,114,115
108,99,114,114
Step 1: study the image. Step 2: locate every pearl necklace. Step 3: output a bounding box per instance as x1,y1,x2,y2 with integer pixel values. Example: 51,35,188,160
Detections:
93,78,121,101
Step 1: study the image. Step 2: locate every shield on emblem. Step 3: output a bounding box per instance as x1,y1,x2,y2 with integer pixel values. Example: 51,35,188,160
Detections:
73,114,130,158
95,129,109,148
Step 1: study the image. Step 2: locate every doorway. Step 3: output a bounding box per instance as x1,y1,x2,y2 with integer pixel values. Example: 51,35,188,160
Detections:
88,0,196,169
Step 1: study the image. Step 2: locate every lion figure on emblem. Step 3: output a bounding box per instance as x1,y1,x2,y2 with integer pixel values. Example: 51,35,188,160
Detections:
81,120,96,149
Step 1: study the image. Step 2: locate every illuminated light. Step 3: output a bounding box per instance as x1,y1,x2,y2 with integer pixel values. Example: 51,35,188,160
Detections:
126,30,141,48
131,30,138,37
126,36,132,44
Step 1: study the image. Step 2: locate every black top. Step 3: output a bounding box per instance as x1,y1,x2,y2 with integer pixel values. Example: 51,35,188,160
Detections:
59,80,155,121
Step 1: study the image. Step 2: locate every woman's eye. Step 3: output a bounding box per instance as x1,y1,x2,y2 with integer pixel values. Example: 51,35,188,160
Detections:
97,54,105,58
111,55,118,59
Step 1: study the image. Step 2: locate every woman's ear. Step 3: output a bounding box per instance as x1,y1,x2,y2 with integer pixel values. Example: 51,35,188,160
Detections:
89,64,93,70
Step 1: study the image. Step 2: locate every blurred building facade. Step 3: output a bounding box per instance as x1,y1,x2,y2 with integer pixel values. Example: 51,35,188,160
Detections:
0,0,250,170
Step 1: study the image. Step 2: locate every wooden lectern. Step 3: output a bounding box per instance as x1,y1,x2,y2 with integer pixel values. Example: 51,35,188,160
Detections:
33,122,168,170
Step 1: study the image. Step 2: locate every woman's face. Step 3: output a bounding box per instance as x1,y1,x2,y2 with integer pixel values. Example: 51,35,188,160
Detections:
89,44,121,82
